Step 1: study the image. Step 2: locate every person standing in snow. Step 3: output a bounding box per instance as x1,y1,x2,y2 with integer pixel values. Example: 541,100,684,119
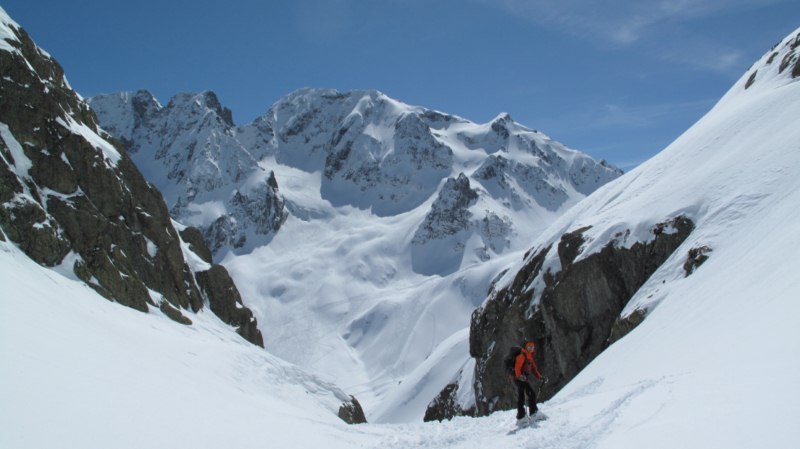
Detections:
513,341,545,420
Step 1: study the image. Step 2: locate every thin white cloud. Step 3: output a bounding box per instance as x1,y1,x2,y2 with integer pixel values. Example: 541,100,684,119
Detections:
480,0,785,45
530,98,715,136
293,0,354,43
589,98,716,129
660,46,746,73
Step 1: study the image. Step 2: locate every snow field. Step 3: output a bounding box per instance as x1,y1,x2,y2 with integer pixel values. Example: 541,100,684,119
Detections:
0,236,708,449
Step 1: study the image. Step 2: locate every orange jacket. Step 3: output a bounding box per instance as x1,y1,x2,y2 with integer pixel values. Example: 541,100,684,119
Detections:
514,346,542,380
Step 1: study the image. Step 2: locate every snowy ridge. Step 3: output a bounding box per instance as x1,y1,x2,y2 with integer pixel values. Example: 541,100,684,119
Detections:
91,87,621,259
722,25,800,103
1,9,116,166
0,3,265,344
489,26,800,309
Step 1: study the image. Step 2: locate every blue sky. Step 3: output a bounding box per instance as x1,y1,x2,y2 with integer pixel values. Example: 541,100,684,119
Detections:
3,0,799,169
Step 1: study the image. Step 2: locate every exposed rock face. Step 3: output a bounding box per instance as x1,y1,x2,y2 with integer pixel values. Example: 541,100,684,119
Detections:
468,216,694,416
337,396,368,424
322,109,454,216
413,174,479,243
411,173,480,275
178,226,212,264
684,245,712,277
423,381,477,422
0,13,262,347
474,155,567,211
195,264,264,347
89,91,287,257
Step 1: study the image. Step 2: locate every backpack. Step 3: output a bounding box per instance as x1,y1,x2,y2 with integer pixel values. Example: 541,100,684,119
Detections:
503,346,522,377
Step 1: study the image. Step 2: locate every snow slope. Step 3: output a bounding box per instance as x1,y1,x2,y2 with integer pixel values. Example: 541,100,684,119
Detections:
0,238,364,448
478,24,800,446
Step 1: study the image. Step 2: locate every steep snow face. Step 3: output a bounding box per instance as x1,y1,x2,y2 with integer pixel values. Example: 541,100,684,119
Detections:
490,25,800,290
472,24,800,446
91,86,620,422
723,27,800,103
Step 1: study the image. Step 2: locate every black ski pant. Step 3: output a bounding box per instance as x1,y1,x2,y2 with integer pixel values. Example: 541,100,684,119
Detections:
514,378,537,418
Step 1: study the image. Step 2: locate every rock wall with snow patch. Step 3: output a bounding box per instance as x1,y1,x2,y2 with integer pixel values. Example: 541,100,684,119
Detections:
0,10,262,347
89,90,287,256
466,216,694,417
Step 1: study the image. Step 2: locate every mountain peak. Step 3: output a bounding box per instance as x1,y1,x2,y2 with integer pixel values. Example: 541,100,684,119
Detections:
165,91,234,126
491,112,513,123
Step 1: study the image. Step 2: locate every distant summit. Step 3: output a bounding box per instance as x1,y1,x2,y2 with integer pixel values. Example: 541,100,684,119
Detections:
91,87,622,264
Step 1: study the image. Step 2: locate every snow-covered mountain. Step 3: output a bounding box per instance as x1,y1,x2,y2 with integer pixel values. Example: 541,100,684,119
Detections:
88,90,287,254
90,88,621,261
90,86,622,421
3,6,798,447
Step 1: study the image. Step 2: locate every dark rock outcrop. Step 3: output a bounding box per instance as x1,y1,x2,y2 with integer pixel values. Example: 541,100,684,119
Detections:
607,307,647,346
684,245,712,277
337,396,368,424
423,381,477,422
412,173,479,244
195,264,264,347
179,226,213,264
410,173,482,276
468,216,694,416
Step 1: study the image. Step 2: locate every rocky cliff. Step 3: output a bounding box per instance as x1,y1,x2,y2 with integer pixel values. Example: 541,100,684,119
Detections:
0,11,262,347
89,90,287,255
425,216,696,420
